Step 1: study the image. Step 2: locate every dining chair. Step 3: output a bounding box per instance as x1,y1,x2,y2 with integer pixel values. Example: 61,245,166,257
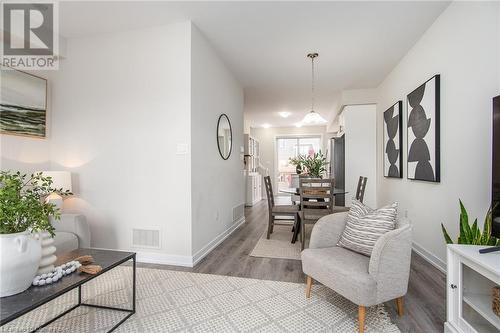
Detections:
299,178,335,250
334,176,367,213
290,174,301,205
264,176,299,239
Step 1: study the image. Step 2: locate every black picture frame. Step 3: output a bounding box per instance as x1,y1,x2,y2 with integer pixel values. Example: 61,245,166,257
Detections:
216,113,232,160
406,74,440,182
383,101,403,178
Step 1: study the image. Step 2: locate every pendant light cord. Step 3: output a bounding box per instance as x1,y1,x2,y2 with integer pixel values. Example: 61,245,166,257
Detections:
311,55,315,112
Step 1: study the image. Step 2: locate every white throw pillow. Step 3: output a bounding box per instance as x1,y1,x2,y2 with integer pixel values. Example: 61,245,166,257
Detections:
337,200,398,257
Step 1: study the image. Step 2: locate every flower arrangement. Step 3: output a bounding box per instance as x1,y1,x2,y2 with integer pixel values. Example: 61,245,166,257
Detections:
289,151,328,178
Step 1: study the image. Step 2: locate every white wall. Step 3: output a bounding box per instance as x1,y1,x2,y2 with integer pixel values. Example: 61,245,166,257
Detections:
250,126,328,193
49,23,194,263
190,25,245,262
376,2,500,268
343,104,377,208
1,21,245,267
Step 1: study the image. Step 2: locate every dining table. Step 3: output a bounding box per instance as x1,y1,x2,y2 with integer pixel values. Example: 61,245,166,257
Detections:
278,188,349,243
279,188,348,196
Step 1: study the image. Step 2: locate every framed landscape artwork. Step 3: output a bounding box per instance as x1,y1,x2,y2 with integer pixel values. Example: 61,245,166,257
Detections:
383,101,403,178
0,67,47,138
407,74,440,182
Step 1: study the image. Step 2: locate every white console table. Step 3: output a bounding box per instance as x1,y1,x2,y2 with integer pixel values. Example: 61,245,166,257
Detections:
445,244,500,333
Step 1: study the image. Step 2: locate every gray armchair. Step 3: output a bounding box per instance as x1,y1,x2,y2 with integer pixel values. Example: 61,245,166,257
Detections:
301,212,412,333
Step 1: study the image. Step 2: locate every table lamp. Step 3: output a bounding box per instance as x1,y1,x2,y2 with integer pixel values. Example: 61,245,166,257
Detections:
37,171,72,210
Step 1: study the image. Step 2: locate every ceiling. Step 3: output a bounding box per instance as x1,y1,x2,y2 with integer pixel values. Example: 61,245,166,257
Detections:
59,1,450,128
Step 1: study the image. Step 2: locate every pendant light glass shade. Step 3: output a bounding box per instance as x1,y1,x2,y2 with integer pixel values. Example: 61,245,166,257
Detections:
301,52,327,125
302,110,327,125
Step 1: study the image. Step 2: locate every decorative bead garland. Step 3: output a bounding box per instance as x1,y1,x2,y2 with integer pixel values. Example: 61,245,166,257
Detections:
32,261,82,286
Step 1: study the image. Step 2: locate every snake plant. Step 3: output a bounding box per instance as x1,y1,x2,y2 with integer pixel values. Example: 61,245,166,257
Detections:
441,200,500,245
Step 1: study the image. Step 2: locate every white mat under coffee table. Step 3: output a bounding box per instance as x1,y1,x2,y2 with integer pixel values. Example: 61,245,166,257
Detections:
3,266,400,333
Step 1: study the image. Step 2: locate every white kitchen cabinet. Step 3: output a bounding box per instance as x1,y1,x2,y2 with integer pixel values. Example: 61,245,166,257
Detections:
245,173,262,206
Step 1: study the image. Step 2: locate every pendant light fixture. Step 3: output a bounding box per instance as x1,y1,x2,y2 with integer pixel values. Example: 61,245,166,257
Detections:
301,52,327,125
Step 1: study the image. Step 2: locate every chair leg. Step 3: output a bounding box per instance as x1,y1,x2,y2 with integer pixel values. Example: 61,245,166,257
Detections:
358,305,366,333
395,297,404,317
305,275,313,298
267,215,273,239
300,222,305,251
291,215,300,243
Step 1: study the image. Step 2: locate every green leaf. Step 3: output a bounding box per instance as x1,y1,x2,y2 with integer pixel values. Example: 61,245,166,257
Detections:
441,223,454,244
481,206,492,245
459,200,472,244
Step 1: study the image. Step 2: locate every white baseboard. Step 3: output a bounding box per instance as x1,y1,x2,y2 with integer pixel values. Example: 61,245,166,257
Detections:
89,246,193,267
412,241,446,273
90,217,246,268
136,251,193,267
192,216,246,266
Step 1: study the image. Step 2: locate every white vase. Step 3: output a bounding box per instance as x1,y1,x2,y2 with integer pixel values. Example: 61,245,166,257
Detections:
37,231,57,274
0,231,41,297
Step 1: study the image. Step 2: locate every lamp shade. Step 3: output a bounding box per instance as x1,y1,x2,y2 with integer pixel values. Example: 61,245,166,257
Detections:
302,110,327,125
37,171,72,192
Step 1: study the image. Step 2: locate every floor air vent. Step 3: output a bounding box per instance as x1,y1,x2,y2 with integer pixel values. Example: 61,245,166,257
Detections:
132,229,160,248
233,204,245,222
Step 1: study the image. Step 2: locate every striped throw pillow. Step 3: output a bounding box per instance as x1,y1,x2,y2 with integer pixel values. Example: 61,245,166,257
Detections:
337,200,398,257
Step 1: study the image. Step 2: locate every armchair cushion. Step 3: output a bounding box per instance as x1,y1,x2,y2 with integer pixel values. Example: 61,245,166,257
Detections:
337,200,397,256
50,214,90,254
301,246,377,306
54,232,78,255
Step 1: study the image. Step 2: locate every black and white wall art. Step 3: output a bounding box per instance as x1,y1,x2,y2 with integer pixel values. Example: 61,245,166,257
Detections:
383,101,403,178
406,74,440,182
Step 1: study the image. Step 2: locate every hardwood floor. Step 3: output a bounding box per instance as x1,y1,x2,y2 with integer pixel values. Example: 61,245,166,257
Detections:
139,198,446,333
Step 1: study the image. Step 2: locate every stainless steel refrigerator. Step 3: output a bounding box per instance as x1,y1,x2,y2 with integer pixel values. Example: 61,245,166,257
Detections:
329,135,345,206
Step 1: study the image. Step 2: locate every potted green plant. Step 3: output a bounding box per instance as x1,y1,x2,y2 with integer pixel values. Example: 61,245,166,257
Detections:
0,171,71,297
441,200,500,246
289,156,304,175
289,151,328,178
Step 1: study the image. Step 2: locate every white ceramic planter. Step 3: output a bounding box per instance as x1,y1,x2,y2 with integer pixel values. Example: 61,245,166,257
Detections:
0,231,41,297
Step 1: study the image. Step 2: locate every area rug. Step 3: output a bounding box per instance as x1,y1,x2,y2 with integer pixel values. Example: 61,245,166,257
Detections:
249,225,302,260
2,267,400,333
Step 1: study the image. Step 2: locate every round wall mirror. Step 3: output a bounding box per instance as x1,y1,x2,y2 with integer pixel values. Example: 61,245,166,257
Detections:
217,114,232,160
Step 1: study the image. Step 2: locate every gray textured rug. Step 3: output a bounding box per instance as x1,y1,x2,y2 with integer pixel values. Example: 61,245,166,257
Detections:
2,267,400,332
249,225,302,260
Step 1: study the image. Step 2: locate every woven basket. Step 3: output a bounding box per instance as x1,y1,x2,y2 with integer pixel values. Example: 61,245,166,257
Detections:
493,286,500,317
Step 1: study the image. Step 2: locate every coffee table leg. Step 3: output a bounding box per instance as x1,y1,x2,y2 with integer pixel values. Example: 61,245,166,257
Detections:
28,256,136,333
132,253,136,313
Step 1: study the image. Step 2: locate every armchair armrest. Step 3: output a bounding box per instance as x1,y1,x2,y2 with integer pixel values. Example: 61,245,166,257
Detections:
50,214,91,248
309,212,348,249
368,219,412,303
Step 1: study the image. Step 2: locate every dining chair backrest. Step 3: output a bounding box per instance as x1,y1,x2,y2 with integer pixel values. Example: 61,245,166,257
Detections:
355,176,368,203
299,178,335,221
264,176,274,209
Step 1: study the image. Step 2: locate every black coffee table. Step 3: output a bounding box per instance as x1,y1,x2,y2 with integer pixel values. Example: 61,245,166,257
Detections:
0,248,136,333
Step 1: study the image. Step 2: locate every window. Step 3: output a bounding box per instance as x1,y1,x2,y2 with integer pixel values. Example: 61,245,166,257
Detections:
276,136,321,192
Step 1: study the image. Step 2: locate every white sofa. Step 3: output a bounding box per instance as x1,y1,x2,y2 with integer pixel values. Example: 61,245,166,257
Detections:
50,214,91,255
